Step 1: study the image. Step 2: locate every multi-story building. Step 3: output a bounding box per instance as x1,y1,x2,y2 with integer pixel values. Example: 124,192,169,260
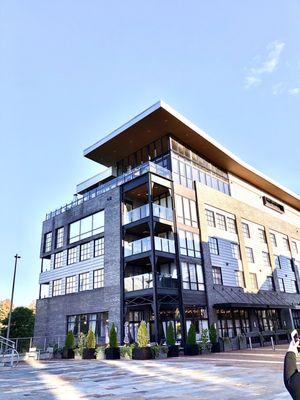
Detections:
34,101,300,345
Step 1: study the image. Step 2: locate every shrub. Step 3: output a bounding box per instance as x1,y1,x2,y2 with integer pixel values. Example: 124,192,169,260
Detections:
120,344,134,359
86,329,96,349
65,331,75,350
166,322,176,346
187,324,196,346
209,325,217,344
201,328,209,345
109,323,118,348
137,320,149,348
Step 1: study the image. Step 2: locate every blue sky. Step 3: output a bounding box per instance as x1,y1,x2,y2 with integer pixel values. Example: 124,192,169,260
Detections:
1,1,299,306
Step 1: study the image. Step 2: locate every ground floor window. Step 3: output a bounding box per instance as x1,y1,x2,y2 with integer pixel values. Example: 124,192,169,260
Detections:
292,310,300,329
255,309,282,331
127,310,155,343
67,312,108,342
185,307,208,340
217,309,250,338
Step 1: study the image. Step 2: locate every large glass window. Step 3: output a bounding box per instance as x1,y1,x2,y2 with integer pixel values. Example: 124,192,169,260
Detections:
52,279,62,296
54,251,64,269
80,242,91,261
255,309,281,331
217,309,250,337
79,272,90,291
205,209,215,227
227,217,237,233
56,227,64,248
216,213,226,230
209,237,219,255
69,211,105,243
231,243,240,259
185,307,208,339
44,232,52,252
67,247,77,265
66,276,77,294
175,195,198,227
212,267,222,284
235,271,245,287
179,230,201,258
181,262,204,291
93,269,104,289
94,238,104,257
265,275,275,291
67,312,108,340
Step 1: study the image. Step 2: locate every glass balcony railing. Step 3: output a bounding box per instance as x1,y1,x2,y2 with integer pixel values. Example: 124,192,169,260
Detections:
123,203,173,225
124,236,175,257
124,273,178,292
46,161,171,220
153,204,173,221
124,273,153,292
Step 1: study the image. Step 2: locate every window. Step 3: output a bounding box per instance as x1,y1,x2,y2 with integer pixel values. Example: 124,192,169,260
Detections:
292,241,299,254
66,276,77,294
249,273,258,291
278,278,285,292
175,195,198,227
290,280,298,294
216,213,226,230
79,272,90,291
94,238,104,257
54,251,64,269
283,237,290,252
270,233,277,247
181,262,204,291
235,271,245,288
212,267,222,284
67,312,108,338
258,229,266,243
56,227,64,248
44,232,52,252
209,237,219,255
69,211,105,243
275,255,281,269
67,247,77,265
262,196,284,213
256,309,282,331
246,247,254,263
217,309,250,338
266,276,275,291
227,217,236,233
179,230,201,258
231,243,240,259
93,269,104,289
242,222,250,238
205,209,215,227
52,279,62,296
262,252,271,269
80,242,91,261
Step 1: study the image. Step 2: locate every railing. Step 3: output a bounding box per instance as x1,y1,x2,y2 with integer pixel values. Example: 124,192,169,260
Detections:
124,236,175,257
153,203,173,221
124,273,153,292
0,336,19,367
124,204,150,224
46,161,171,220
158,274,178,288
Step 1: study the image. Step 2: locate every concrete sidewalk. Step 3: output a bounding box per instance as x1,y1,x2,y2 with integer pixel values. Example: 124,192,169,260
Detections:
0,345,291,399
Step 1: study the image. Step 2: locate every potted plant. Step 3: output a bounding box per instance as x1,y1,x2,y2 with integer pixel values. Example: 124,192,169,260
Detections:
95,346,106,360
209,325,220,353
222,336,232,352
53,344,63,359
200,328,210,354
105,323,120,359
231,335,239,351
120,344,134,360
83,329,96,359
63,331,75,359
166,322,179,357
132,320,152,360
184,324,199,356
238,334,247,350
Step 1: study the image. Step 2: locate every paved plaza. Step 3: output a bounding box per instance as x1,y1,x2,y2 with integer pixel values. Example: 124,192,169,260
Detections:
0,345,293,400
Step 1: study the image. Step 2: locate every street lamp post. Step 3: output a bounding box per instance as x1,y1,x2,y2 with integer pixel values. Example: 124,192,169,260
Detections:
6,254,21,340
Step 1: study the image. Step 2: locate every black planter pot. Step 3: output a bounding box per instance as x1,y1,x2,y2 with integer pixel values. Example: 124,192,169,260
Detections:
167,345,179,358
62,348,74,359
82,348,96,359
105,347,120,360
184,344,199,356
211,342,221,353
132,347,153,360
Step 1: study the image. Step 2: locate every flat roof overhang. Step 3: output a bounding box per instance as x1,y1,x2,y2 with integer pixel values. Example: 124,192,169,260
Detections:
84,101,300,211
213,303,291,309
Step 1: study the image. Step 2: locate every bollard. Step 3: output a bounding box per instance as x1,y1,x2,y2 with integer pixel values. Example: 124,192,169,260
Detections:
271,336,275,351
249,336,253,350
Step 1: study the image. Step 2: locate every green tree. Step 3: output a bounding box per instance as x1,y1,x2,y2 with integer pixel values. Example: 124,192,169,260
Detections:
65,331,75,349
109,323,118,348
186,323,196,346
137,320,149,348
2,307,35,338
166,322,176,346
86,329,96,349
0,299,11,333
209,325,217,344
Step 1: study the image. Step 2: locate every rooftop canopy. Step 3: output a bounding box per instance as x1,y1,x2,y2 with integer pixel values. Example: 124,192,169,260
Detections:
84,100,300,211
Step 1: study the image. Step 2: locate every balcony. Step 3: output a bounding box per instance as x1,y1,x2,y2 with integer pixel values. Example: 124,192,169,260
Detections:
123,203,173,225
46,161,171,220
124,236,175,257
124,273,178,292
